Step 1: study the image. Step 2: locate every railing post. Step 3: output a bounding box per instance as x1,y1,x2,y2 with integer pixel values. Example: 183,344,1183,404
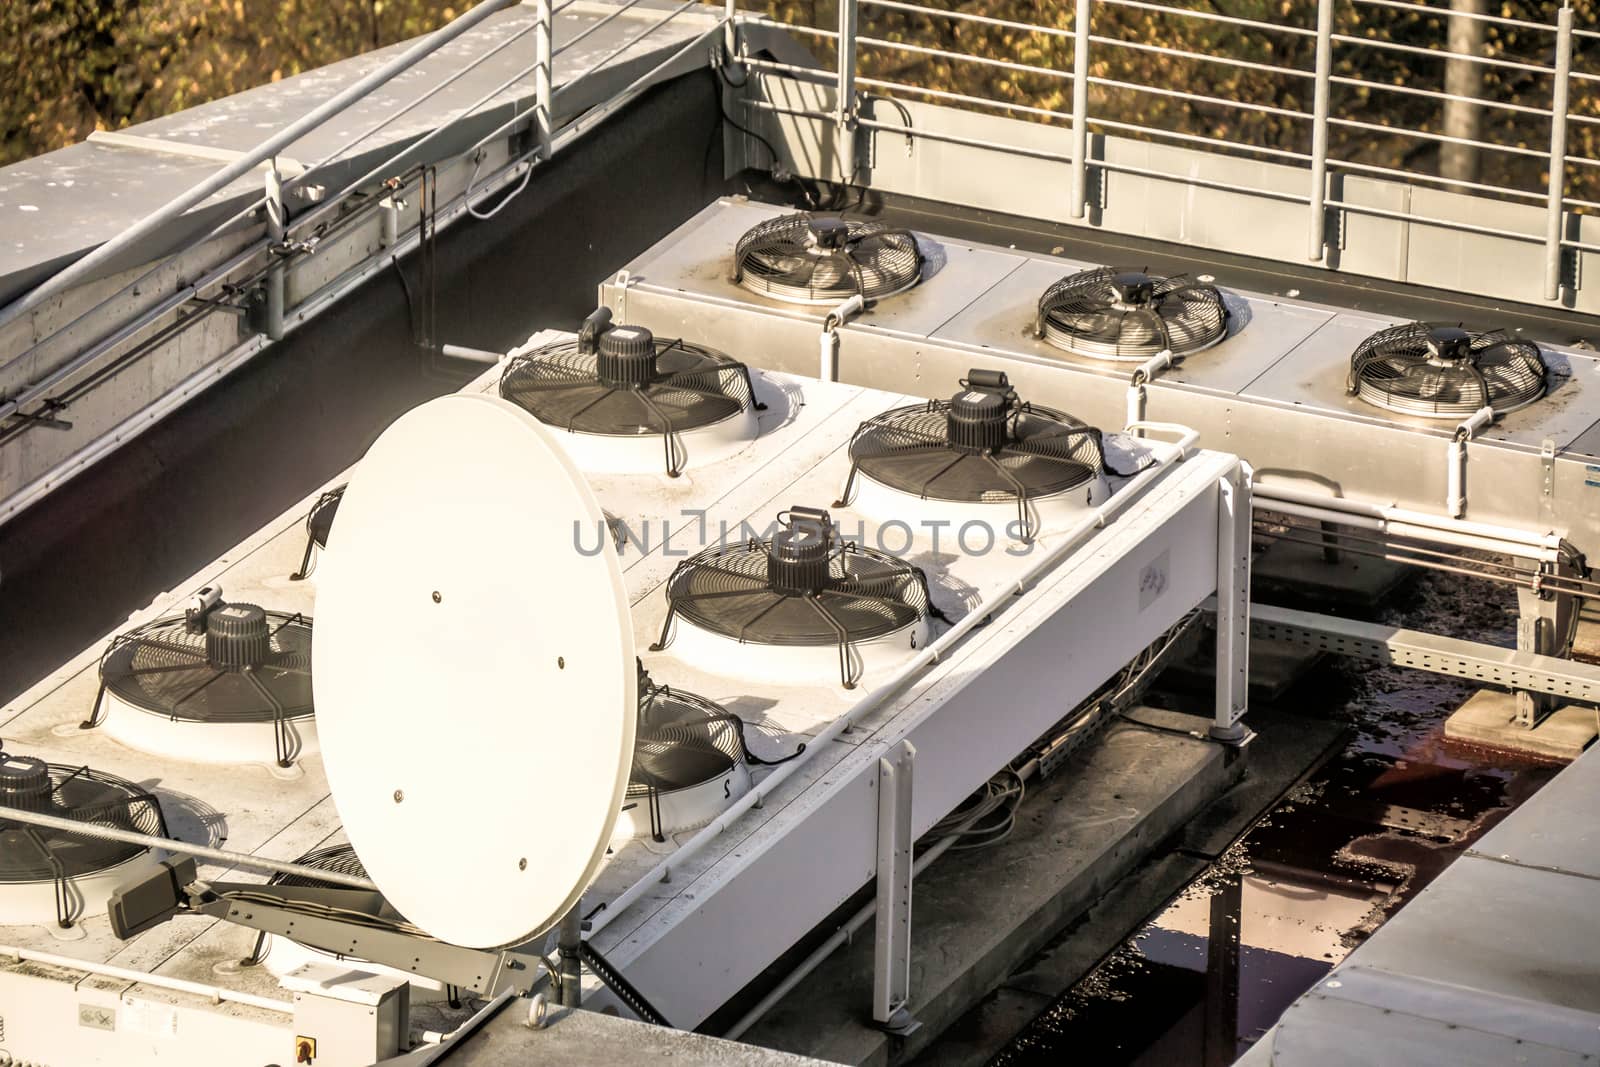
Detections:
263,160,287,341
534,0,554,160
1212,466,1252,744
0,0,519,337
837,0,859,183
1069,0,1092,219
1544,1,1574,302
724,0,738,61
873,740,917,1034
1307,0,1334,261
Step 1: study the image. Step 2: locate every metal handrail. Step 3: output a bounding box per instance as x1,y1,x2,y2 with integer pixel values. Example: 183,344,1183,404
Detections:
1350,0,1556,32
0,0,705,438
1097,0,1319,37
0,0,521,339
860,0,1076,40
748,0,1594,299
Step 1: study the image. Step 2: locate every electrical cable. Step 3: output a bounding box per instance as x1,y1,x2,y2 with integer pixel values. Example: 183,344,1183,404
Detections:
714,46,819,209
464,152,537,220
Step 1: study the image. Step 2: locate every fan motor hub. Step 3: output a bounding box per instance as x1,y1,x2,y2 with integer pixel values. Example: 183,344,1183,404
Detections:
596,325,659,387
0,755,53,813
767,518,834,595
205,604,271,670
806,216,851,251
1424,326,1474,365
946,387,1011,452
1111,271,1156,306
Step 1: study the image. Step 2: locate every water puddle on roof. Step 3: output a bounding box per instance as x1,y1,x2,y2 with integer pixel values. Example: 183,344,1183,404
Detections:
977,565,1560,1066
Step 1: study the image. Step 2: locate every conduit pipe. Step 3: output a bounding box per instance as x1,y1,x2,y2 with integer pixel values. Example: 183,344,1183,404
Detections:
0,805,378,891
1125,349,1174,434
1253,480,1561,562
588,421,1202,938
820,294,865,381
1447,405,1494,519
1,944,291,1013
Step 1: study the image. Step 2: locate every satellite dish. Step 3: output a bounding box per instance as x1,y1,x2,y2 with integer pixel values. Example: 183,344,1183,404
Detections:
313,394,636,950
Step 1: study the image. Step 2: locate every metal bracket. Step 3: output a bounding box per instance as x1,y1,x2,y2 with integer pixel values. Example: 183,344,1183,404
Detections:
6,405,73,431
613,270,633,320
1212,467,1252,744
872,739,919,1034
1541,437,1557,523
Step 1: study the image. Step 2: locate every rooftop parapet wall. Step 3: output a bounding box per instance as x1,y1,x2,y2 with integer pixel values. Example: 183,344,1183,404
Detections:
0,0,731,529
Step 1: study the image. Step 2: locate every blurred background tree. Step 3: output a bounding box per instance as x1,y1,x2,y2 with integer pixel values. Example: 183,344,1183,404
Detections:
760,0,1599,204
1,0,1595,203
0,0,453,165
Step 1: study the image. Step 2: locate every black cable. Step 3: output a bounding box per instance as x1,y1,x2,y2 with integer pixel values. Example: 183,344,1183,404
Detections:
713,48,819,210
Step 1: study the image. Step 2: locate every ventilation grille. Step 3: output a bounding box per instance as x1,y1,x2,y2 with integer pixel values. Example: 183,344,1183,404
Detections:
731,213,923,305
500,337,755,437
98,610,313,725
1347,323,1548,419
844,397,1106,505
0,755,166,884
1035,268,1228,361
631,677,744,796
656,517,930,648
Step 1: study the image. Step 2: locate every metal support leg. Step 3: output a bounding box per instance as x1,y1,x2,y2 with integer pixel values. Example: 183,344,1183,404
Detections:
1514,571,1565,728
1544,2,1574,302
1318,520,1342,565
534,0,554,162
1307,0,1334,261
264,161,287,341
872,740,918,1034
836,0,859,183
557,906,582,1008
1212,468,1252,744
1068,0,1092,219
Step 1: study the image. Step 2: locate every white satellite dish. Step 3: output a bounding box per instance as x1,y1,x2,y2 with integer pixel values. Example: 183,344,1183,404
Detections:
313,394,636,950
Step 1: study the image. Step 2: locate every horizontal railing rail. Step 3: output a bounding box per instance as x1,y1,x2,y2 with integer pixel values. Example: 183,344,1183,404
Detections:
733,0,1596,298
0,0,719,494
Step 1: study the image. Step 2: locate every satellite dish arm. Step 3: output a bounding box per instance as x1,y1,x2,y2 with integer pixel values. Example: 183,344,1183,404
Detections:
109,861,548,996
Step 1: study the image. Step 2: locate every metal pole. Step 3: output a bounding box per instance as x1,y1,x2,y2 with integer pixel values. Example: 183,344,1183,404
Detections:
872,741,916,1033
0,803,379,890
1212,467,1251,743
1544,2,1574,301
0,0,518,335
1069,0,1092,219
837,0,860,183
557,907,583,1008
263,161,287,341
724,0,738,60
535,0,554,161
1307,0,1334,261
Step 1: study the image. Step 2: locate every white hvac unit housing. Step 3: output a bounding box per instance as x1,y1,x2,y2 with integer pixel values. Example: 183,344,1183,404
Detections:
0,299,1248,1063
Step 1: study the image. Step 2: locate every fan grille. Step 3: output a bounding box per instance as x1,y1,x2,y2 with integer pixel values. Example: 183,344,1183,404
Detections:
845,402,1105,504
630,685,743,795
99,611,313,724
0,758,166,883
307,485,344,550
1347,323,1549,419
499,338,755,436
661,540,930,646
270,843,368,889
732,213,923,305
1035,268,1228,361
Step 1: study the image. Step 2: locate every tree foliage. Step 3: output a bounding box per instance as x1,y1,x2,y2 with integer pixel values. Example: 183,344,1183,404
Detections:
2,0,1595,206
0,0,454,166
763,0,1599,205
